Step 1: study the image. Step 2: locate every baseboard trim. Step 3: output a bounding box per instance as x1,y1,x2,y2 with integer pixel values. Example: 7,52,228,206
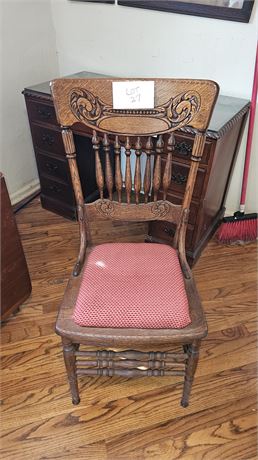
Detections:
10,179,40,206
224,208,236,217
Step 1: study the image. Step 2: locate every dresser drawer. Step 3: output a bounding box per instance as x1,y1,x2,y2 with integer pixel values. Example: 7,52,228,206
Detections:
162,159,205,200
164,133,212,165
36,152,70,184
30,125,64,156
26,99,58,126
150,221,194,250
40,176,75,205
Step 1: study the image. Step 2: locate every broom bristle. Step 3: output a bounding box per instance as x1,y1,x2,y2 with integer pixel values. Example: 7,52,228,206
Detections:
217,218,258,243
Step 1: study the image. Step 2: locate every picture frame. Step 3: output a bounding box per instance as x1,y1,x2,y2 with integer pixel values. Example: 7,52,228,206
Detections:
117,0,255,23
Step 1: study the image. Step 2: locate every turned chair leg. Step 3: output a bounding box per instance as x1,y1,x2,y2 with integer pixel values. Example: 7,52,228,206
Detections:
181,340,200,408
62,338,80,405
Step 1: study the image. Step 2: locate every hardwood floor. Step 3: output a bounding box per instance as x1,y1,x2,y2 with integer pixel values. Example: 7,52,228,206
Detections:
1,197,257,460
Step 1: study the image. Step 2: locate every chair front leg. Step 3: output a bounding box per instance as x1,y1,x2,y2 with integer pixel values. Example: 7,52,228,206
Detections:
181,340,200,408
62,338,80,405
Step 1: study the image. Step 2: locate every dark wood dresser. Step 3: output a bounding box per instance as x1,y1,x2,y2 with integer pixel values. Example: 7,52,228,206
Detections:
23,71,249,265
1,173,31,321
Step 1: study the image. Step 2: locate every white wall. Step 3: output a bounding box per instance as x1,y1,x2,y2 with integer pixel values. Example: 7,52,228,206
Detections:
0,0,59,203
1,0,256,211
51,0,257,213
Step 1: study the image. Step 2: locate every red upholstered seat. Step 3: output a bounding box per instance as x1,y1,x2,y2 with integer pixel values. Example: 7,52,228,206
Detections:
73,243,191,329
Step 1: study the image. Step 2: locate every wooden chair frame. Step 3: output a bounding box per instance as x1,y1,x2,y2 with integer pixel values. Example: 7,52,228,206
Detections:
51,78,219,407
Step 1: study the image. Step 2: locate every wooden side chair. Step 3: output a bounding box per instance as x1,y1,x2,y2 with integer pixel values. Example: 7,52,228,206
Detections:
51,78,219,407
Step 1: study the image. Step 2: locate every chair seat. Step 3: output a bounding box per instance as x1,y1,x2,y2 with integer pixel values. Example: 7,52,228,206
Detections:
72,243,191,329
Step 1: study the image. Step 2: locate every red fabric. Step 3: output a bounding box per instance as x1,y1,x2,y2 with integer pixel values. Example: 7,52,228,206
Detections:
73,243,191,329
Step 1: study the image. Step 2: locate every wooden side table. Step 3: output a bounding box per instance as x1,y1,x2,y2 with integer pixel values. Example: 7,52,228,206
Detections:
1,173,32,321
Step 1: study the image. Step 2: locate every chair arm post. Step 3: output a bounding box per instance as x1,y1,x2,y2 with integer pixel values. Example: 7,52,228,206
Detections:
177,133,206,278
62,128,87,276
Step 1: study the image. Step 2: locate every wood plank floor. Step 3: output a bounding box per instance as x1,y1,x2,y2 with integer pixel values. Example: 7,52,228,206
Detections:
1,197,257,460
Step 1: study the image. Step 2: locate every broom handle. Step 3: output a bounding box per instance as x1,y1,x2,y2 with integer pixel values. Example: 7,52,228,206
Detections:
240,43,258,211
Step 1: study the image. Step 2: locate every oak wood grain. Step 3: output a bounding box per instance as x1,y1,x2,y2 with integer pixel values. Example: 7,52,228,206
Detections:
50,78,219,135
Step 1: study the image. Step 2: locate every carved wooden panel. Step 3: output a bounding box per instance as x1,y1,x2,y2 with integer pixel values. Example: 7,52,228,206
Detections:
51,78,219,136
85,199,182,224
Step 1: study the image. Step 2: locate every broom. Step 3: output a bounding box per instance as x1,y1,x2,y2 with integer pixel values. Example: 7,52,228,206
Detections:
217,43,258,244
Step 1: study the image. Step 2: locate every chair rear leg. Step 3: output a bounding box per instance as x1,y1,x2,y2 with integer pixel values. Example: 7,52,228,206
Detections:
181,340,200,408
62,338,80,405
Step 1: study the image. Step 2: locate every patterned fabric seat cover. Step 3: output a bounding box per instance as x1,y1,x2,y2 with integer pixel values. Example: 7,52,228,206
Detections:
73,243,191,329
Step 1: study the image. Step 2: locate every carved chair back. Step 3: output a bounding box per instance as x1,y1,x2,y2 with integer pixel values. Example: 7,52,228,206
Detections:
51,78,219,276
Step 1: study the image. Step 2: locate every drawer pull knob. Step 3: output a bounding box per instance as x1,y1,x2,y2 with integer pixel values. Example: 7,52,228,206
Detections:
37,108,51,119
46,162,58,172
171,173,187,185
175,141,192,156
163,227,175,237
49,185,61,193
42,134,54,145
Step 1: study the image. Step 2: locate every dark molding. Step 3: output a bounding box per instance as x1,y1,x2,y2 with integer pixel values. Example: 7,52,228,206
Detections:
70,0,115,3
22,89,52,102
179,103,250,139
118,1,254,23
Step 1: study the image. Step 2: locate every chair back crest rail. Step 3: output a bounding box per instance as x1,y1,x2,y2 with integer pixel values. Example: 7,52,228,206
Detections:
51,78,219,278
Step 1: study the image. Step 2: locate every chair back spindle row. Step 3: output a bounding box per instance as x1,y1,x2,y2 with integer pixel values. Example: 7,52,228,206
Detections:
92,133,175,205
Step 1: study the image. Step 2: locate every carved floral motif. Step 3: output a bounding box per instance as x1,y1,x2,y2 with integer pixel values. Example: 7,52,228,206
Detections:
151,202,170,218
94,199,175,220
165,91,200,129
95,199,115,217
69,88,201,131
70,89,102,122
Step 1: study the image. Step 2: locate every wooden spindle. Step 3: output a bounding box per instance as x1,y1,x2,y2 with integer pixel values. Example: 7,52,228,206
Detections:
125,136,132,204
163,133,174,200
153,135,164,201
76,359,185,370
144,136,153,203
75,349,188,361
134,137,142,204
76,368,185,377
103,133,113,200
114,136,122,203
92,130,104,199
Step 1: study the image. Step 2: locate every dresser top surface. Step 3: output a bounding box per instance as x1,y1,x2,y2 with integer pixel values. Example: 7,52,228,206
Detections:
24,71,249,137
